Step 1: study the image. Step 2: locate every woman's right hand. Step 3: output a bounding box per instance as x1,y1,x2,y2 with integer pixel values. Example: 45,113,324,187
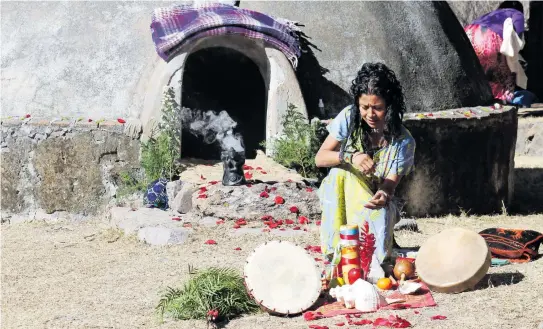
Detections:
352,152,375,174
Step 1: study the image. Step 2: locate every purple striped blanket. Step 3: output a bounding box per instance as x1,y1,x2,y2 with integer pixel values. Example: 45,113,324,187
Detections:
150,3,301,67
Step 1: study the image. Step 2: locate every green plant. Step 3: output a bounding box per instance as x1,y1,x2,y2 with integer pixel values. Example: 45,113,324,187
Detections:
261,103,327,178
141,87,182,181
156,267,259,322
115,170,147,199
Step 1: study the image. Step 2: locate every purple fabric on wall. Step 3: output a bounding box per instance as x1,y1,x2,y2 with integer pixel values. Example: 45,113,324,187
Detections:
471,8,525,38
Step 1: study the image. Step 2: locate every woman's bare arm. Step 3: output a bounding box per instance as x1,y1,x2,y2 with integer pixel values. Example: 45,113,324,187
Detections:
315,135,342,168
364,174,403,209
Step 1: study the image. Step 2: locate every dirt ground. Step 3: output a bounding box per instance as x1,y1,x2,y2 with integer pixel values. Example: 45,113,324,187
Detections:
2,213,542,329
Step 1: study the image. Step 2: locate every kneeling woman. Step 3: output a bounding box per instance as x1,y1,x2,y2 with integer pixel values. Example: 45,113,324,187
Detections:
315,62,416,269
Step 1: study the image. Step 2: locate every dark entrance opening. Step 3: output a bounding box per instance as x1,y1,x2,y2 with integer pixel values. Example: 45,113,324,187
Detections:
181,47,267,160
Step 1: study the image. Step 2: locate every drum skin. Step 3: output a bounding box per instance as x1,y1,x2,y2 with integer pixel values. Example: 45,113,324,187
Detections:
243,240,322,315
416,227,491,294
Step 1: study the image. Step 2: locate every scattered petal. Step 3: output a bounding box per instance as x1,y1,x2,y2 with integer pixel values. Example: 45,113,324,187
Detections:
171,217,181,221
243,165,253,170
316,220,322,226
289,206,299,213
430,315,447,320
235,218,247,226
293,226,301,230
88,118,93,122
197,194,208,199
274,196,285,205
204,240,217,245
209,180,219,185
304,311,324,321
306,187,314,192
234,247,242,251
298,216,309,224
182,222,192,228
308,326,328,329
117,118,126,124
271,187,277,191
256,166,263,170
259,191,269,198
414,311,420,315
260,171,267,174
233,223,241,229
200,174,206,180
287,179,293,182
351,319,373,325
305,245,322,253
262,228,270,232
25,114,31,118
285,219,295,225
335,323,345,327
246,184,253,188
216,219,225,225
314,258,322,262
244,172,253,179
199,187,208,194
261,215,274,221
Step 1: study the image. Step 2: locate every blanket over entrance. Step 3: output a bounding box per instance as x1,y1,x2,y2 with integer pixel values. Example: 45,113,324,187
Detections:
150,3,301,66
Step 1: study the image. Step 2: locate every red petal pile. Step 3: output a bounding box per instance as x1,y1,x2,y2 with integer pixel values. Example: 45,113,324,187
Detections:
373,315,411,328
303,311,324,321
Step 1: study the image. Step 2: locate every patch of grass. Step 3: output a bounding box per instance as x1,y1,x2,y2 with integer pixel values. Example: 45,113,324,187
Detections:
156,267,259,322
115,170,147,199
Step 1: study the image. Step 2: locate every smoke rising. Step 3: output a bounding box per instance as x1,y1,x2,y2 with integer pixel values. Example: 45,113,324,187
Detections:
180,107,245,154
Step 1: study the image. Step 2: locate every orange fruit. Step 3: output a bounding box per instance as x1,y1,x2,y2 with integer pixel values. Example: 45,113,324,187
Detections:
377,278,393,290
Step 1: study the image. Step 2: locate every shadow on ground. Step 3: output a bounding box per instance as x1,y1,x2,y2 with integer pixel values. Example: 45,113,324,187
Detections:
474,271,525,290
509,168,543,215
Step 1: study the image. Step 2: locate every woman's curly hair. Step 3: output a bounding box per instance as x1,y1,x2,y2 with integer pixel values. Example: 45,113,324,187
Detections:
341,62,406,155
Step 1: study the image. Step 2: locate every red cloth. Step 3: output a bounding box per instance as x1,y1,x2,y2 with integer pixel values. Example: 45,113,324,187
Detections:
304,282,436,320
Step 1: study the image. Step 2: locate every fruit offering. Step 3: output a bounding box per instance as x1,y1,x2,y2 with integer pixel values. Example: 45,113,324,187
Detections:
376,277,393,290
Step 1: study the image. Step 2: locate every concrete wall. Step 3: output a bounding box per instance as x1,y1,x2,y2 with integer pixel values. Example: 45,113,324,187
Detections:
0,119,140,218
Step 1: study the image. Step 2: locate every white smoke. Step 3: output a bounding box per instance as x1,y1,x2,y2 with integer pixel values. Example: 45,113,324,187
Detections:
180,107,245,154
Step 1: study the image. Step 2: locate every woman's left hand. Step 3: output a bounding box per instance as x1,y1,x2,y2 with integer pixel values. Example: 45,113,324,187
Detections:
364,190,389,209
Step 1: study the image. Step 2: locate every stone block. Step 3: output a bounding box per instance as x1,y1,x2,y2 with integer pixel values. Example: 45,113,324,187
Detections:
109,207,175,235
166,180,183,206
137,226,191,246
172,182,198,214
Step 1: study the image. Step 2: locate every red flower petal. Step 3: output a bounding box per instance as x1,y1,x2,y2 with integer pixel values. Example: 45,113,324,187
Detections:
204,240,217,245
293,226,301,230
117,118,126,124
275,219,283,225
235,219,247,226
199,187,208,194
316,220,322,226
373,318,391,327
261,215,273,221
335,323,345,327
285,219,294,225
88,118,93,122
298,216,309,224
430,315,447,320
269,223,279,229
256,167,262,170
305,245,322,253
209,180,218,185
234,247,242,251
271,187,277,191
306,188,314,192
197,194,208,199
243,165,253,170
262,228,270,232
314,258,322,261
233,223,240,229
182,222,192,228
25,114,31,118
352,319,373,325
274,196,285,205
260,171,267,174
246,183,252,188
289,206,299,213
244,172,253,179
287,179,293,182
414,311,420,315
279,228,286,231
308,326,328,329
200,174,206,180
216,220,225,225
171,217,181,221
260,191,269,198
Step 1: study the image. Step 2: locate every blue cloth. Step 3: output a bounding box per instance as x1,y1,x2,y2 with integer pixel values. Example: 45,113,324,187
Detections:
143,178,169,209
511,90,538,107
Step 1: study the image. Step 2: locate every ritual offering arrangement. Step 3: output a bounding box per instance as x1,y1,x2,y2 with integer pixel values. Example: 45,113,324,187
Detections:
339,225,361,284
416,227,491,293
244,241,322,315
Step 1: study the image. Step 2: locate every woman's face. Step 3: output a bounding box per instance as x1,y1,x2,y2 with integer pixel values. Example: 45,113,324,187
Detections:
358,94,387,131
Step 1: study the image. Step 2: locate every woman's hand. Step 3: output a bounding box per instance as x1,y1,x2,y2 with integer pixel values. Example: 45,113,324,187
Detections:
352,152,375,174
364,190,389,209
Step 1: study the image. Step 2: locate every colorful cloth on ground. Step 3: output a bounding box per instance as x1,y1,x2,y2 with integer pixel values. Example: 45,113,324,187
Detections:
305,282,436,319
150,3,301,66
318,106,416,265
143,178,169,209
471,8,524,39
464,24,517,102
479,228,543,262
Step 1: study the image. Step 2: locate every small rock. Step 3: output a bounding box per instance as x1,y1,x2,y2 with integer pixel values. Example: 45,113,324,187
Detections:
394,218,418,232
172,182,198,214
137,227,191,245
166,180,183,206
198,216,220,227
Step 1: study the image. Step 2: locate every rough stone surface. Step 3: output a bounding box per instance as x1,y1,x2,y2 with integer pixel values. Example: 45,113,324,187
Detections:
109,207,177,235
193,180,320,221
398,106,518,216
516,117,543,156
172,182,198,214
394,218,418,232
242,1,493,116
0,122,140,215
166,180,183,206
511,155,543,213
137,226,191,246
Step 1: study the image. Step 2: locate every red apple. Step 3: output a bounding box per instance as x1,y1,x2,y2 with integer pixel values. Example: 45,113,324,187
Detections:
348,268,362,284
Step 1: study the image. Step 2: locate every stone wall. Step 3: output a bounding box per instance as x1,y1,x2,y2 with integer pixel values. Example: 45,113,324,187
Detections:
0,119,141,219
